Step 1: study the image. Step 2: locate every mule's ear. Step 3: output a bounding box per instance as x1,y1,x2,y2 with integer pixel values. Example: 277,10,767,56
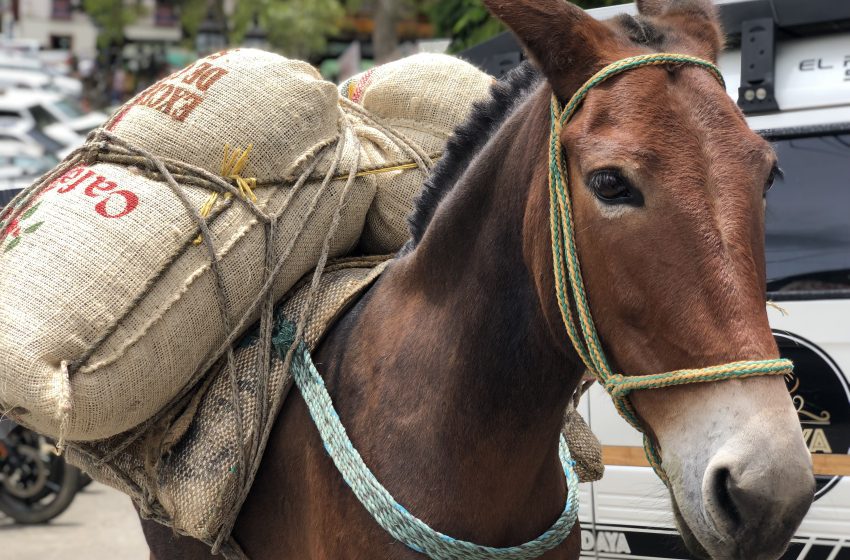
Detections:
635,0,724,60
482,0,624,96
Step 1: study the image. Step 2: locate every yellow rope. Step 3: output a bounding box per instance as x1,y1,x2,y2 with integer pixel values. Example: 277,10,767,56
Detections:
194,144,256,245
192,150,437,245
349,161,421,178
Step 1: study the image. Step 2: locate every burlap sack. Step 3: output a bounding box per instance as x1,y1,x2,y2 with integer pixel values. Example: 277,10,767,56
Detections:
340,54,493,253
0,49,377,442
565,407,604,483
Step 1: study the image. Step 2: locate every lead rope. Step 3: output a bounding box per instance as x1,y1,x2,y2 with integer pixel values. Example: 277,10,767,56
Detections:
279,333,580,560
548,53,793,484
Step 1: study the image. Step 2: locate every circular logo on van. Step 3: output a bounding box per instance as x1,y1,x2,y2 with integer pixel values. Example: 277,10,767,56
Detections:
776,331,850,499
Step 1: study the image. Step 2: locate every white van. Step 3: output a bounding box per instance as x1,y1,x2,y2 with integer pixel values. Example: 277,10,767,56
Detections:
463,0,850,557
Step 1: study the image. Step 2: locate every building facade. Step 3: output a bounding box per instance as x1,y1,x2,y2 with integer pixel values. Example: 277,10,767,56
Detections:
5,0,181,60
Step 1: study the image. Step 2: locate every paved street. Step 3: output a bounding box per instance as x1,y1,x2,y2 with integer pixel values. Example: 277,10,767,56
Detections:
1,482,149,560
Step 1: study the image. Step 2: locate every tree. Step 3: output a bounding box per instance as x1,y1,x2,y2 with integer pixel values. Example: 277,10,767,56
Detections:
81,0,145,48
79,0,148,107
430,0,629,52
373,0,400,63
342,0,439,64
178,0,346,60
230,0,346,59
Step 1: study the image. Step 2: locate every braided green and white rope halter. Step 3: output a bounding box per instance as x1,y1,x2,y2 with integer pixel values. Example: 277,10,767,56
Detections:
548,53,792,484
281,53,793,560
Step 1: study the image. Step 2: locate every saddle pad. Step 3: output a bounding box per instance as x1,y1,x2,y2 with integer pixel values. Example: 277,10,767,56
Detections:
66,256,391,546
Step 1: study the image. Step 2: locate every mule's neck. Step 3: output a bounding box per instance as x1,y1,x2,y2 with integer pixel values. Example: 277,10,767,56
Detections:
319,84,585,544
405,85,581,433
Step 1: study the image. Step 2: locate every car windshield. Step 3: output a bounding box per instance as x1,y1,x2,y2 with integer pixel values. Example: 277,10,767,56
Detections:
15,154,58,170
0,109,23,128
29,104,59,127
765,129,850,292
52,98,83,119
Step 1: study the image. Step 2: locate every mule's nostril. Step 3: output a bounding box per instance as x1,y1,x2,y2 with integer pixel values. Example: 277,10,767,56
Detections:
711,466,742,531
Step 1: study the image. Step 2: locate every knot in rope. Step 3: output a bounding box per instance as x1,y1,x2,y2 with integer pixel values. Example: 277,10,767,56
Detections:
547,53,793,485
194,144,257,245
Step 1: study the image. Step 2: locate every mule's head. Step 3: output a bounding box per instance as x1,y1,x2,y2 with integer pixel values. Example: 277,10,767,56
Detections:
484,0,814,558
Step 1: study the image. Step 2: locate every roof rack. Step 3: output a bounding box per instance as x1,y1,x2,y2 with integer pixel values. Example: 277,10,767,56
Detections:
720,0,850,46
460,1,850,115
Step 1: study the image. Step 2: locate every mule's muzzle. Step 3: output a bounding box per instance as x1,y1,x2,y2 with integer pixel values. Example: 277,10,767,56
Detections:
700,446,815,559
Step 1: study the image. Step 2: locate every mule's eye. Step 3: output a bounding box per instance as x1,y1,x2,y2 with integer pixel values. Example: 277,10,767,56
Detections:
764,165,782,197
587,170,642,206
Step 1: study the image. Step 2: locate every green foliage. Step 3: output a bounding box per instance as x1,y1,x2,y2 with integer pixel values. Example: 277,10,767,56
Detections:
175,0,208,43
430,0,629,53
176,0,344,59
82,0,631,63
81,0,146,47
428,0,503,53
251,0,345,59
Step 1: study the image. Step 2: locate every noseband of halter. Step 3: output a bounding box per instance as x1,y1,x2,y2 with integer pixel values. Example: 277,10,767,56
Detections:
548,53,793,485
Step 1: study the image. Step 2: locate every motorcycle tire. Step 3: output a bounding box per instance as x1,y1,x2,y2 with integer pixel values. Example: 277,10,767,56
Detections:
77,472,93,491
0,459,81,524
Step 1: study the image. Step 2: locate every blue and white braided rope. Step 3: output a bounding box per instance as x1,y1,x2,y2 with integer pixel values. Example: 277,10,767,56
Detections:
283,335,580,560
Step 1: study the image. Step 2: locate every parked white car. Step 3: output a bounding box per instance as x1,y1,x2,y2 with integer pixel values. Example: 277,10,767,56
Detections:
0,55,82,98
0,126,65,158
0,141,57,206
0,89,106,151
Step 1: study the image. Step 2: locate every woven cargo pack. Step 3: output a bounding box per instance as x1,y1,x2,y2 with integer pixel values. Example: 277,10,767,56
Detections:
1,50,602,556
0,51,490,445
0,49,378,443
66,255,391,552
66,257,603,554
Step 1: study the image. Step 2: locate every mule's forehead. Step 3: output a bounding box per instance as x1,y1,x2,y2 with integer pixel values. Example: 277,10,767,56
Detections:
568,66,774,170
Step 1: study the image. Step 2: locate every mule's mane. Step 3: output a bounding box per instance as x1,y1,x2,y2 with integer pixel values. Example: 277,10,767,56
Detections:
405,61,542,249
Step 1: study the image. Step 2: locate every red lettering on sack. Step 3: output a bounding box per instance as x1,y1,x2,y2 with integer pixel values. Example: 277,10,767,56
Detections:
107,54,230,126
40,165,81,194
205,49,236,61
180,62,211,87
38,165,140,218
155,86,203,121
95,190,139,219
170,90,204,122
128,82,205,123
148,83,175,109
83,176,118,197
158,84,188,115
182,62,229,92
57,168,94,193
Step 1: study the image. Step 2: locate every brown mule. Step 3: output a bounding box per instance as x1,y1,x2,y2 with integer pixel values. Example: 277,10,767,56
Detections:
142,0,814,558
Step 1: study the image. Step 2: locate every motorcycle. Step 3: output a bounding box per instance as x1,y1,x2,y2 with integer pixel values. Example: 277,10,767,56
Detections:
0,418,81,524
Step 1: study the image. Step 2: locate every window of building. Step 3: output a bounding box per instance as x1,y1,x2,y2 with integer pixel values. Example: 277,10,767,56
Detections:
50,35,72,50
51,0,72,21
155,2,179,27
